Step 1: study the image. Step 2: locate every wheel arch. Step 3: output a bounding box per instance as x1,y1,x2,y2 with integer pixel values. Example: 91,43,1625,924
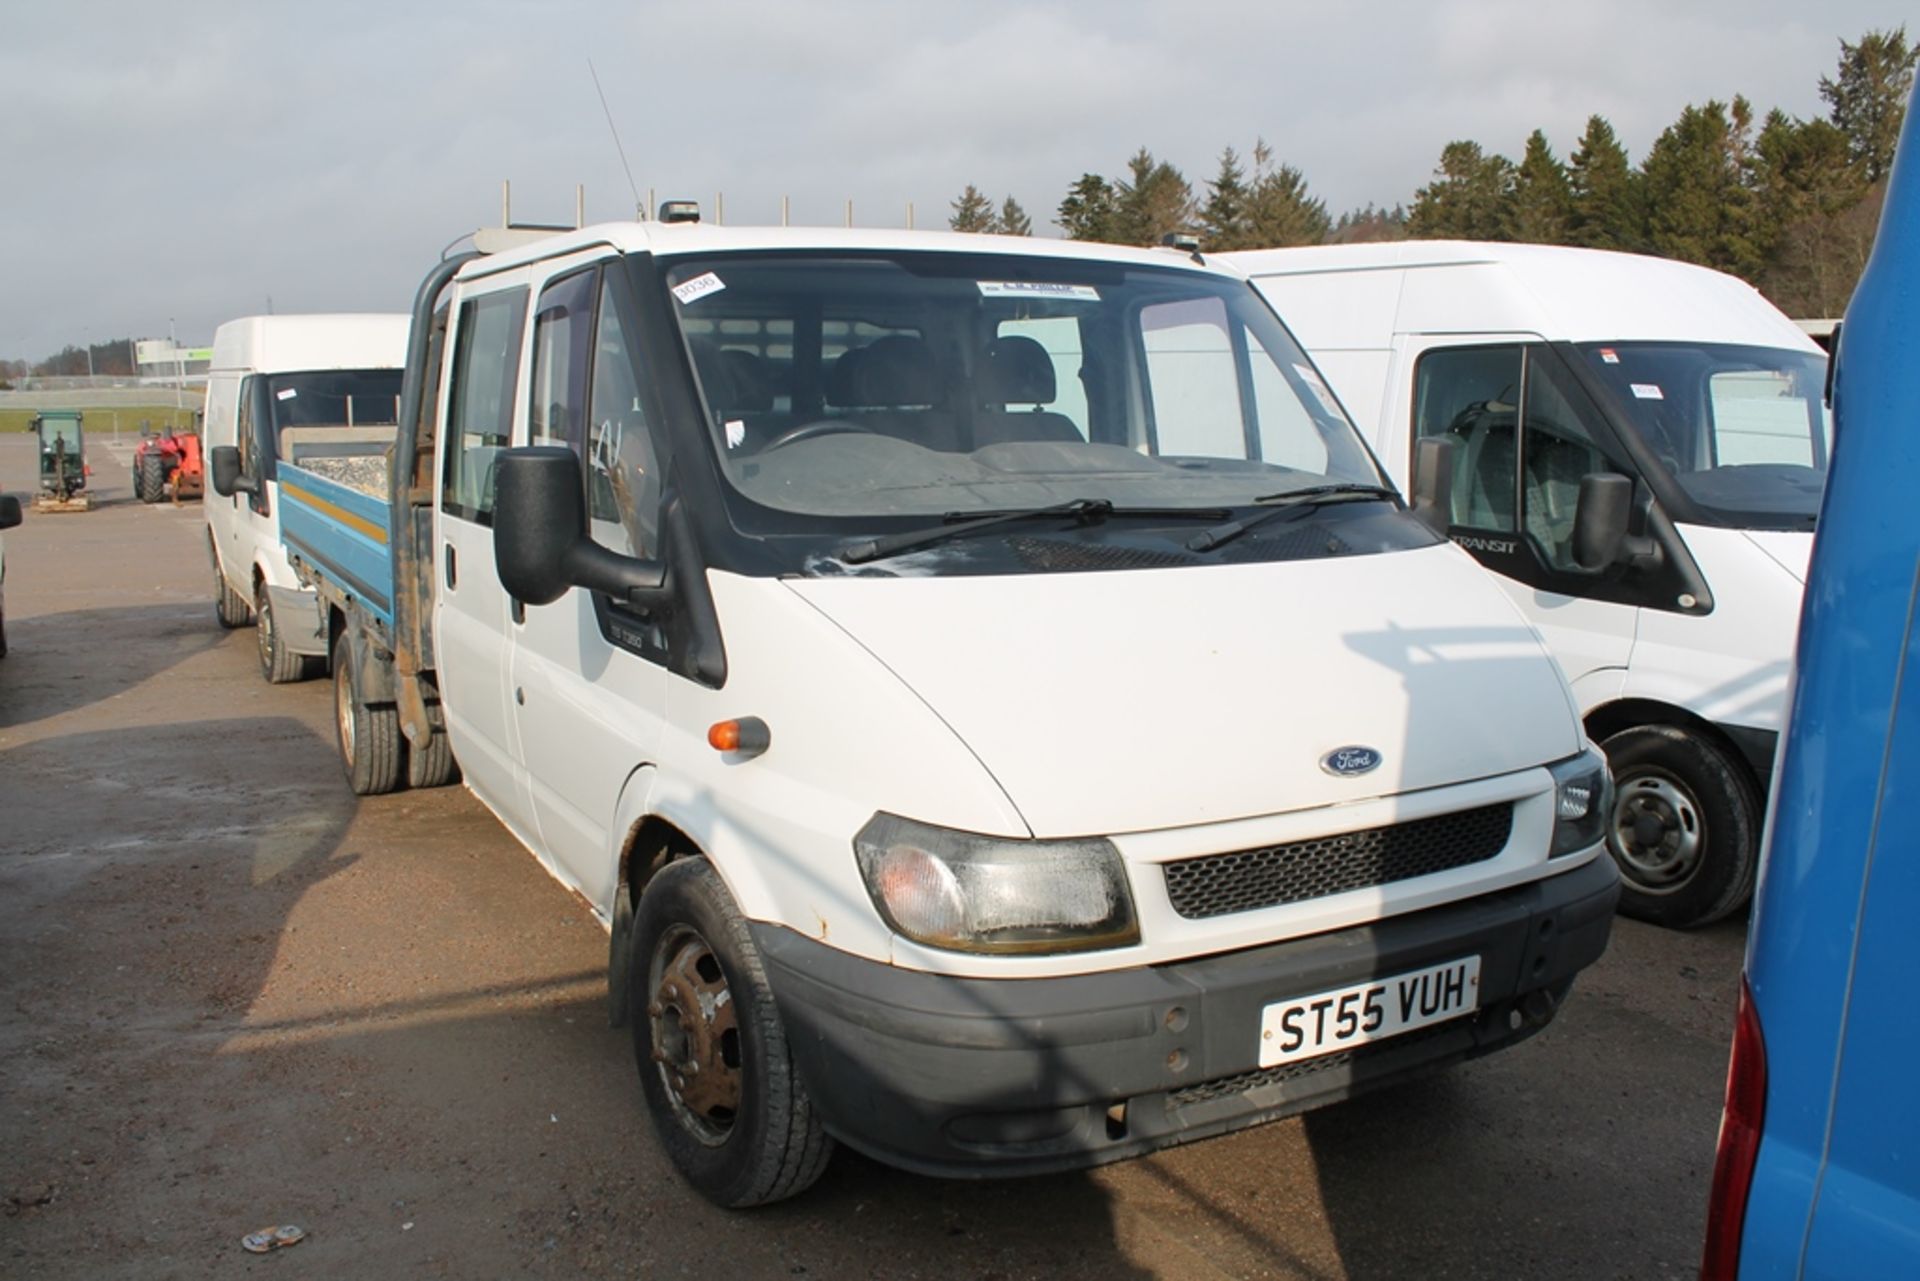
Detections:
608,796,705,1029
1584,698,1765,796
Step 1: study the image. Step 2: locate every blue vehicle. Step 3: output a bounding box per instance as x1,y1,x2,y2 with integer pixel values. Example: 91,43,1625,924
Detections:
1701,94,1920,1277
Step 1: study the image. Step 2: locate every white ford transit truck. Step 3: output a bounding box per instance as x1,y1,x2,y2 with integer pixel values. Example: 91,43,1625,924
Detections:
1226,242,1826,930
215,217,1619,1206
203,313,408,682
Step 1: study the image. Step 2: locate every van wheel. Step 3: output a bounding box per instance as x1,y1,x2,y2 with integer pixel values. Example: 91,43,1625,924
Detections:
1602,725,1758,929
212,543,250,629
255,581,309,684
405,696,461,789
631,859,833,1207
332,631,403,795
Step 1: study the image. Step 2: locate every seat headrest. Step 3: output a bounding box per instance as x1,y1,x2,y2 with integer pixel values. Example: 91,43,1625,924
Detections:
717,348,773,413
827,335,936,407
978,335,1056,405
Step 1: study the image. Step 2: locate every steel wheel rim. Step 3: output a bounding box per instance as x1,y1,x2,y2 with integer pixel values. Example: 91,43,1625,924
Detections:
256,590,274,668
1609,771,1706,893
335,661,356,765
646,925,742,1146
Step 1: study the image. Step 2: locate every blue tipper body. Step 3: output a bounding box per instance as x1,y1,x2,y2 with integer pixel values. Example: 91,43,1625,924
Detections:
276,459,397,629
1736,89,1920,1277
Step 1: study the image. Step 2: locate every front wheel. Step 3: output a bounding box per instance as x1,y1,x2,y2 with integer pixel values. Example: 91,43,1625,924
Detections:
631,859,833,1207
332,631,403,795
1602,724,1759,929
138,452,166,505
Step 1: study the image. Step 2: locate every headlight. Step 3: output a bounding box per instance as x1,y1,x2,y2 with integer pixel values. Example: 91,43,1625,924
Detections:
854,813,1140,954
1547,748,1613,858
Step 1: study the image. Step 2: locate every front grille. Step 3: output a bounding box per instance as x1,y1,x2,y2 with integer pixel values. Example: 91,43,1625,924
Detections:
1169,1023,1460,1108
1163,802,1513,919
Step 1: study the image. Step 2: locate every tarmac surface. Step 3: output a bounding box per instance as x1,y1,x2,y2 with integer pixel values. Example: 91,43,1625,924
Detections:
0,433,1746,1279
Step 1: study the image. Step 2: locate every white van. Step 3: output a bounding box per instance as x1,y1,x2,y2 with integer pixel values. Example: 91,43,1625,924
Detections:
203,314,408,681
254,219,1624,1205
1224,241,1827,928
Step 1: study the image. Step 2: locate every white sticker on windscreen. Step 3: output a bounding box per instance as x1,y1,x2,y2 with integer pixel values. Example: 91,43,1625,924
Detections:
1293,363,1344,417
976,281,1101,302
275,388,298,401
724,419,746,449
1630,383,1665,400
671,272,726,305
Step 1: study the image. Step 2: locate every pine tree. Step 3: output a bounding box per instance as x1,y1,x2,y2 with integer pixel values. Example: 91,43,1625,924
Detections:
1820,27,1917,182
1510,129,1573,244
949,184,998,233
1753,109,1872,314
1407,141,1515,240
997,196,1032,236
1328,203,1410,244
1056,173,1120,241
1201,147,1252,249
1243,139,1330,247
1114,148,1196,247
1641,99,1760,275
1567,115,1644,251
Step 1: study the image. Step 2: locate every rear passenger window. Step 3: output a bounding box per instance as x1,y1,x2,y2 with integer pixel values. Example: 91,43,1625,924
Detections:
442,289,529,524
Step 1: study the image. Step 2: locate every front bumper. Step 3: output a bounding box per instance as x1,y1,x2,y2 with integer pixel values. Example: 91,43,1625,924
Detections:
754,852,1618,1178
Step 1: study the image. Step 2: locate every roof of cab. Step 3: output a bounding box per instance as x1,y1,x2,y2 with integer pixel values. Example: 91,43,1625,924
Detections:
209,314,410,374
454,220,1236,280
1221,240,1819,352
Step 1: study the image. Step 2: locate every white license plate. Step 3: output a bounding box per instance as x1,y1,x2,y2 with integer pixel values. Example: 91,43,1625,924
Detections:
1257,955,1481,1067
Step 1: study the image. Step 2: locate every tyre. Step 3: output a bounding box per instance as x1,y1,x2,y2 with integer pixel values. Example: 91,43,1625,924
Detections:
332,631,403,796
631,859,833,1207
1602,724,1760,929
211,541,250,629
254,580,309,684
138,451,166,504
404,693,461,789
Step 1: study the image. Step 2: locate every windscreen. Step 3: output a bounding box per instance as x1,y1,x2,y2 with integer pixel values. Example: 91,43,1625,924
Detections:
1577,342,1828,529
660,252,1382,517
264,369,403,432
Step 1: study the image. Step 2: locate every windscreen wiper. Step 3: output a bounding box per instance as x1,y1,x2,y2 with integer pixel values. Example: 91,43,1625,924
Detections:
1187,483,1402,553
840,498,1228,565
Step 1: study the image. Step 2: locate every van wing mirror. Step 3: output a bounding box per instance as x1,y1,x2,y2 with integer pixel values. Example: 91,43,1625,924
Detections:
209,445,255,497
0,494,21,530
493,446,669,607
1572,472,1664,573
1410,437,1456,537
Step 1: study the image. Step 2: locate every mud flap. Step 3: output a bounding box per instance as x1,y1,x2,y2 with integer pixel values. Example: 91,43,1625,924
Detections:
266,586,329,656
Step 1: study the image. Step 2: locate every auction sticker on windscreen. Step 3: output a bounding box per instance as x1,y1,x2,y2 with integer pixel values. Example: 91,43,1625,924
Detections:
1258,956,1481,1066
976,281,1101,302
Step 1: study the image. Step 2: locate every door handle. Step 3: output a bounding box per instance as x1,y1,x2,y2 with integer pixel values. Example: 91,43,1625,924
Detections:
444,543,457,589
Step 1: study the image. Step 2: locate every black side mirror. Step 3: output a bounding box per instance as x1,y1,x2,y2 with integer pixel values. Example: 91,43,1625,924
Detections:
0,494,21,530
209,445,254,497
1572,473,1663,573
493,446,668,607
1410,436,1456,537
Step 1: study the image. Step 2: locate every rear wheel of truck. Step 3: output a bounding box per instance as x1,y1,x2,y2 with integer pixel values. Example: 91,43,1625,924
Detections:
255,581,309,684
332,631,403,795
631,858,833,1208
404,693,461,789
138,452,166,505
211,541,250,629
1602,724,1759,929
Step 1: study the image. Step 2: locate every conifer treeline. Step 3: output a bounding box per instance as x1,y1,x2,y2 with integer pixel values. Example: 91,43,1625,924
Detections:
948,28,1914,317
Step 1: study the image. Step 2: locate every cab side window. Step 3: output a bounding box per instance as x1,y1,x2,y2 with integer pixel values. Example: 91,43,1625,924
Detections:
587,276,664,561
1414,345,1523,532
1414,344,1622,570
529,269,596,449
442,289,529,525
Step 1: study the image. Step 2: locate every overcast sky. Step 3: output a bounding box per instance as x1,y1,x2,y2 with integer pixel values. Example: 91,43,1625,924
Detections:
1,0,1910,359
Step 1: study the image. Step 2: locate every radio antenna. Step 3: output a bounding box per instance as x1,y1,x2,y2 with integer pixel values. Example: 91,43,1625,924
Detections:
588,58,643,218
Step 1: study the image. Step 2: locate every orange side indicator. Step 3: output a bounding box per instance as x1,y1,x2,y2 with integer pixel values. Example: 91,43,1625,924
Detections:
708,717,771,758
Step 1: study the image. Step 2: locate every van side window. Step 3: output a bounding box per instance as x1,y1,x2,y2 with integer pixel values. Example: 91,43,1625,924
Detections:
529,268,597,449
1414,345,1523,532
442,288,529,525
1519,355,1620,570
587,276,663,561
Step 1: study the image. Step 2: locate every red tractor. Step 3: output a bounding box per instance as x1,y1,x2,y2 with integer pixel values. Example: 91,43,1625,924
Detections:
132,421,205,504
